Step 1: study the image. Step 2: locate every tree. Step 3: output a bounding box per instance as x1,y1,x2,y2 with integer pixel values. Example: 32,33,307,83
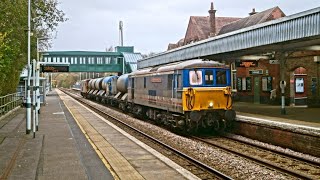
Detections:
0,0,67,95
106,46,114,52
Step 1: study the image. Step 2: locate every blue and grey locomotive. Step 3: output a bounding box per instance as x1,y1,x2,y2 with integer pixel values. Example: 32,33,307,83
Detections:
81,59,236,132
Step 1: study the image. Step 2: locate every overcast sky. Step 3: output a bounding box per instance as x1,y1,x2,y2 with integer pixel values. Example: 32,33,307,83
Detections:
51,0,320,54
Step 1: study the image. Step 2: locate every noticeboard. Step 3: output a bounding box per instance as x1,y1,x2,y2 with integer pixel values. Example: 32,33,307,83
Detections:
295,77,304,93
40,65,69,72
262,76,272,91
246,77,252,91
237,77,242,91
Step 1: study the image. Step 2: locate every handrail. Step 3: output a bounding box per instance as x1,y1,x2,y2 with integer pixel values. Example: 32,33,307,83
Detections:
0,92,23,117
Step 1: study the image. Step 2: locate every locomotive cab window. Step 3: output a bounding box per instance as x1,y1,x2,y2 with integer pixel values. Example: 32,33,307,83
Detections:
205,70,214,85
216,70,227,85
189,69,202,85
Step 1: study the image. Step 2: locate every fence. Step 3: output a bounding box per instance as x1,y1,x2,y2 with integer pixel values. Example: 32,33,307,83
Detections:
0,92,23,117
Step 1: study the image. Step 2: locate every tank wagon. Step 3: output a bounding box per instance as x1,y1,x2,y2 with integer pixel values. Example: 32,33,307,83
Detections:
81,59,236,132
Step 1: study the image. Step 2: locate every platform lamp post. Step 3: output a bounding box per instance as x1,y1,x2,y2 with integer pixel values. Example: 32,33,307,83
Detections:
26,0,32,134
315,56,320,104
279,52,287,115
36,37,49,133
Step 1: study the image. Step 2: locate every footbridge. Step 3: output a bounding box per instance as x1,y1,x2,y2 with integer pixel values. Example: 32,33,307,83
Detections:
41,46,142,74
138,7,320,69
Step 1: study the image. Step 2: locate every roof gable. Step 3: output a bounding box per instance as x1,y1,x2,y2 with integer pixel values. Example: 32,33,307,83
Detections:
184,16,241,44
218,6,285,35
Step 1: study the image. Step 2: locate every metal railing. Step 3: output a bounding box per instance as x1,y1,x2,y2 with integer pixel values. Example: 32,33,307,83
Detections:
0,92,23,117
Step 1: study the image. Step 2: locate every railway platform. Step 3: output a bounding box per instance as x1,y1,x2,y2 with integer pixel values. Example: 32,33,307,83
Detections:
0,90,113,180
233,101,320,128
0,89,199,180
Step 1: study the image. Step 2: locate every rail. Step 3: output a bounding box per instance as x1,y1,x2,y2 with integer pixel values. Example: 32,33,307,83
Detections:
0,92,22,117
61,88,233,179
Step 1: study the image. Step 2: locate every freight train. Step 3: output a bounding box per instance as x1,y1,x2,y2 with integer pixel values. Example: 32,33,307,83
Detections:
80,59,236,132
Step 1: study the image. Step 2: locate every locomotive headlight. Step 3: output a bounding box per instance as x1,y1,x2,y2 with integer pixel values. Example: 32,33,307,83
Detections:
209,102,214,108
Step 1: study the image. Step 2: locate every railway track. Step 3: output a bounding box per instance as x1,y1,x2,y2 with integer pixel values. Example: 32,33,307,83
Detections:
64,88,320,179
61,88,232,179
192,136,320,179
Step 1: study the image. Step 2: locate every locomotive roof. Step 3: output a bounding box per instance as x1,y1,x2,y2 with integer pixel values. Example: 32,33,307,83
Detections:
131,59,228,75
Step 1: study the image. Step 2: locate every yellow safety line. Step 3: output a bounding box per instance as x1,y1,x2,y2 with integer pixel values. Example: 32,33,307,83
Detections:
62,97,120,180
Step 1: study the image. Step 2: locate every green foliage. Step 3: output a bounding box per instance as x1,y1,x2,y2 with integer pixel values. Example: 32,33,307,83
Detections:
0,0,66,96
55,73,79,88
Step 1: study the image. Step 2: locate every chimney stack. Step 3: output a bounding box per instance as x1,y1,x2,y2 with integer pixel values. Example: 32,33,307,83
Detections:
249,8,257,16
208,2,216,36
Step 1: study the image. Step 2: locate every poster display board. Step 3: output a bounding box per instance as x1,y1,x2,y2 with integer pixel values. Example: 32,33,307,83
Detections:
237,77,242,91
246,77,252,91
295,77,304,93
262,76,272,91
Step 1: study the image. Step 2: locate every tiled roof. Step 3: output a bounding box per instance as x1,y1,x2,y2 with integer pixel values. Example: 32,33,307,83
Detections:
168,16,241,50
187,16,241,40
218,6,285,35
168,38,185,50
167,6,285,51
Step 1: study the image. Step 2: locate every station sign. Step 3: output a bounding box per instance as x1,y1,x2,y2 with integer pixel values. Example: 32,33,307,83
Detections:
269,60,279,64
235,60,258,68
40,65,69,72
249,69,263,75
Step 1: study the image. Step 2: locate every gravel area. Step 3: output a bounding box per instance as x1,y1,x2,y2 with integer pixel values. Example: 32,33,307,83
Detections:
90,101,293,179
226,133,320,164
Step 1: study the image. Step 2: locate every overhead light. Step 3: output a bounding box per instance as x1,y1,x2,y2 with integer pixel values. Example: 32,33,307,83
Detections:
239,55,270,60
305,46,320,51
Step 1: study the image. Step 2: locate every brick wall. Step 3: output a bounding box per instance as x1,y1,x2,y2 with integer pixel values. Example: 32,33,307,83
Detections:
235,51,320,105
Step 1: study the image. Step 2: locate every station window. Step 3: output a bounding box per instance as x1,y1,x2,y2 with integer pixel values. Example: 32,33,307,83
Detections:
105,57,111,64
205,70,214,85
144,77,146,88
237,77,252,91
189,70,202,85
216,70,227,85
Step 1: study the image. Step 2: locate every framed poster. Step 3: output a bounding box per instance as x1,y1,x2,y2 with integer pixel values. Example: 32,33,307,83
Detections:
246,77,252,91
242,77,247,91
295,77,304,93
262,77,268,91
237,77,242,91
311,77,317,96
262,76,273,92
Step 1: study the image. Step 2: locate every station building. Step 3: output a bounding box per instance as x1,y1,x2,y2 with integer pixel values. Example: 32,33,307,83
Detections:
168,3,320,107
